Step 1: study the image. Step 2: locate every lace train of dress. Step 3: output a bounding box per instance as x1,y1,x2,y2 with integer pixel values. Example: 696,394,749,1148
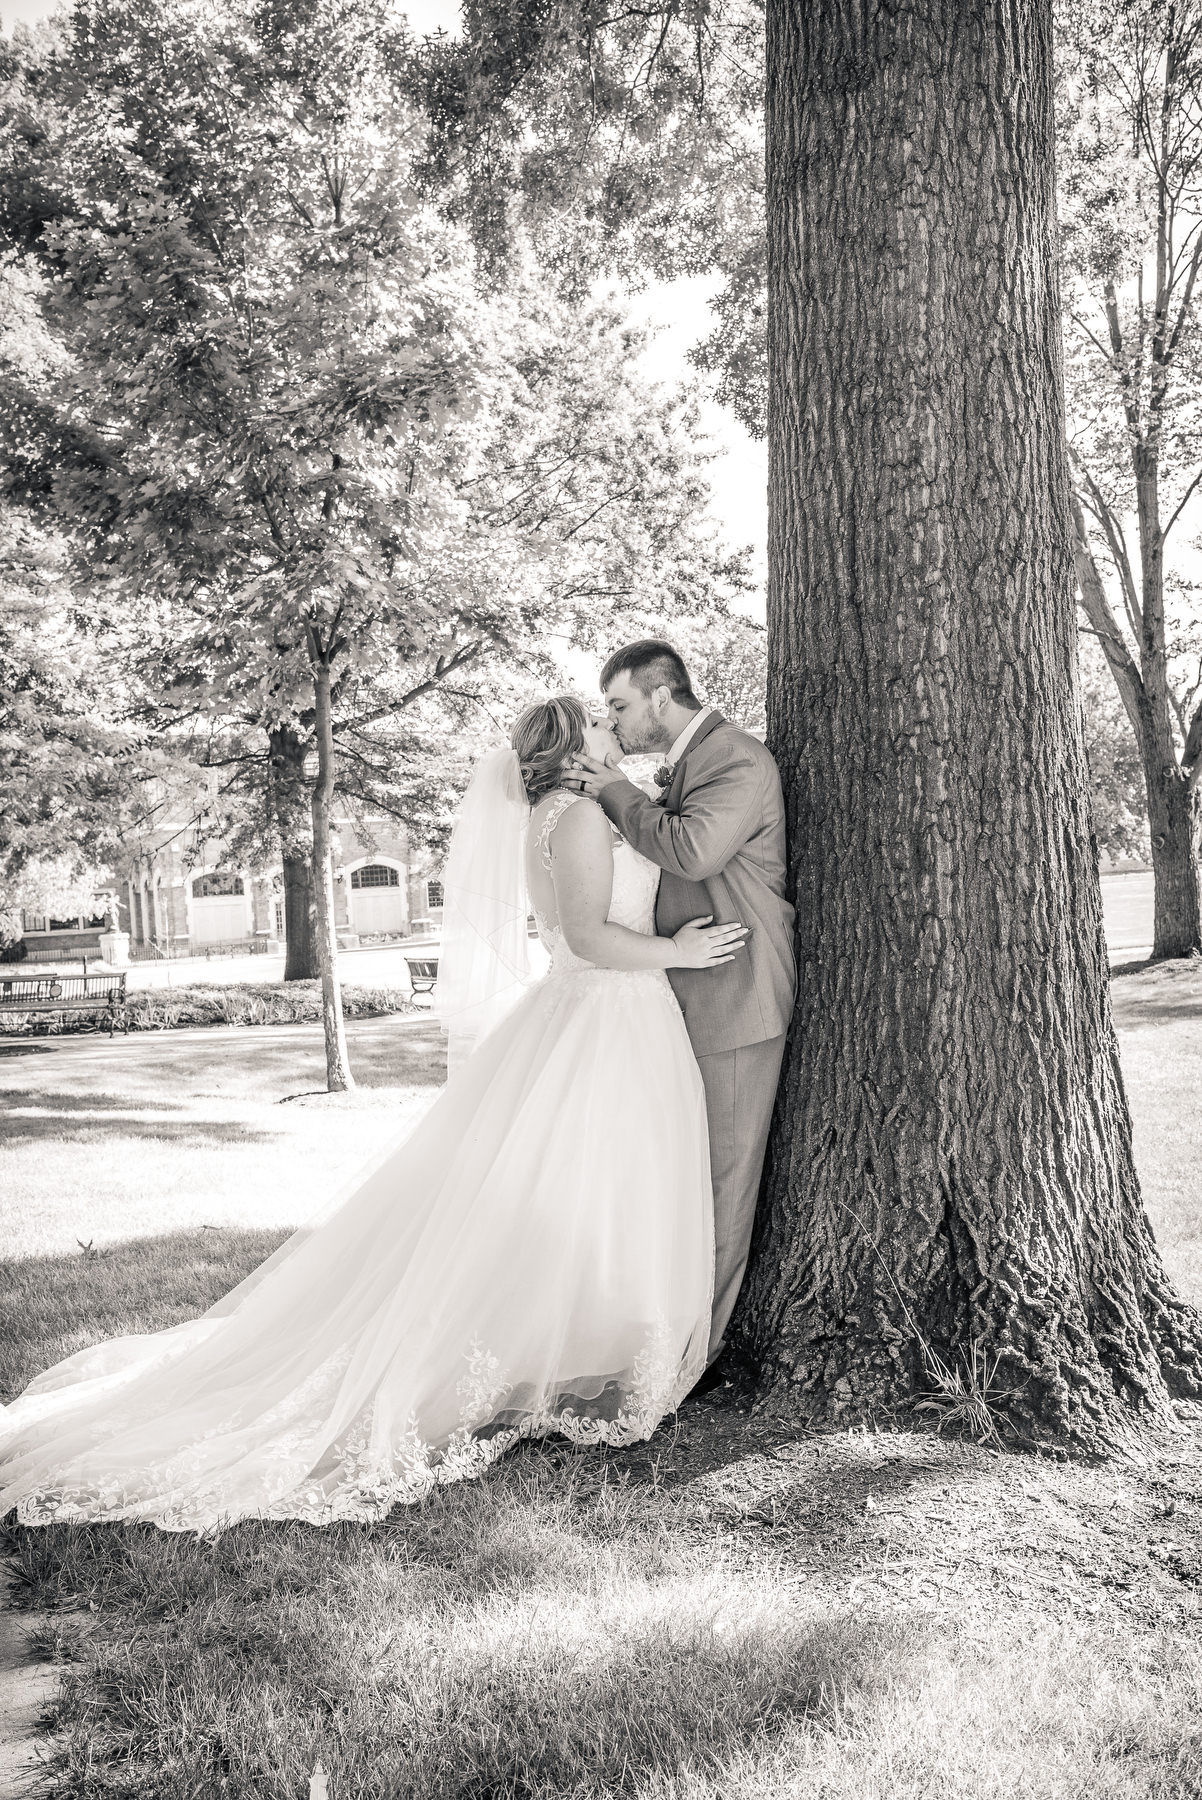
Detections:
0,816,713,1531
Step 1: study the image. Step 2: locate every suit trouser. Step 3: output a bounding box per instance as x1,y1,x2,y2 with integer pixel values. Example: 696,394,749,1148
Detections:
695,1032,788,1362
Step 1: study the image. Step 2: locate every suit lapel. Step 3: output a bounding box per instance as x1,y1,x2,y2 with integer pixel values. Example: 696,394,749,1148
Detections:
664,711,727,811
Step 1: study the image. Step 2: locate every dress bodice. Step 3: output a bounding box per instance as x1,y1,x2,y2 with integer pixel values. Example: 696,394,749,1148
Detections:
531,791,661,975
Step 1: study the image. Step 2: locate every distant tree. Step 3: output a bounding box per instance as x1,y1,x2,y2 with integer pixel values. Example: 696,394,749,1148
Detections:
1059,0,1202,959
0,0,746,1082
1080,632,1152,863
0,856,107,947
0,498,150,941
679,612,767,737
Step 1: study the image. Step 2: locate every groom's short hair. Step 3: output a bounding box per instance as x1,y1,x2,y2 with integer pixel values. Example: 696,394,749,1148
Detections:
600,640,700,708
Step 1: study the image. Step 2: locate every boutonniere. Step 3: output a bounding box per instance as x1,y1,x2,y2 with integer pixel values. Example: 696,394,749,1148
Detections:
653,762,675,792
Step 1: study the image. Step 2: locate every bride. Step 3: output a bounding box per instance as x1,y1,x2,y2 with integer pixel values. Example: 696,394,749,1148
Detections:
0,697,745,1532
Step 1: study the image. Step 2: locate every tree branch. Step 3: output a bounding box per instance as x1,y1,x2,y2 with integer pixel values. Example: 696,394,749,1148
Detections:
329,642,486,733
1071,488,1148,747
1072,459,1144,643
1183,697,1202,790
1162,464,1202,540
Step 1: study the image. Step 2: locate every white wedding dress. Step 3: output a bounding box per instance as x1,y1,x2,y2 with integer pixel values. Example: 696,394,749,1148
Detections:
0,793,713,1531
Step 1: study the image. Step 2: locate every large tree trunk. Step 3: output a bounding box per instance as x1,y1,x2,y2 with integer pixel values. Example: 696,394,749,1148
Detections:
310,663,354,1093
741,0,1202,1450
268,726,319,981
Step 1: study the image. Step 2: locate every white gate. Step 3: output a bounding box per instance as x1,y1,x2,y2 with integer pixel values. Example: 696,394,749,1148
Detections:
190,872,249,946
349,864,405,936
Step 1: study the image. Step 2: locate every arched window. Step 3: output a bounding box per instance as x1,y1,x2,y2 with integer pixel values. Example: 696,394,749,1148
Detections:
193,872,244,898
425,879,444,909
351,864,399,890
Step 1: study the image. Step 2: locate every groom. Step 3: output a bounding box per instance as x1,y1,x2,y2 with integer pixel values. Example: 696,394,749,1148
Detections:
570,640,796,1363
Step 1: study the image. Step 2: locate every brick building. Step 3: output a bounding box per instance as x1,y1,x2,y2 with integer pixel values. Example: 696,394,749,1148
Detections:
18,813,443,963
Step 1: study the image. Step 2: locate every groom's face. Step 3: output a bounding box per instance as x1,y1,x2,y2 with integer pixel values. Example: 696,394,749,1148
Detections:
603,673,671,754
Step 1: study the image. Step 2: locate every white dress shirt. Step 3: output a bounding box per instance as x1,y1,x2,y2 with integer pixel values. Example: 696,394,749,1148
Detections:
666,705,715,770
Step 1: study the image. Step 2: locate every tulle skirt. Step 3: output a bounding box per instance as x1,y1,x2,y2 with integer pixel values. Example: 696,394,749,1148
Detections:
0,965,713,1531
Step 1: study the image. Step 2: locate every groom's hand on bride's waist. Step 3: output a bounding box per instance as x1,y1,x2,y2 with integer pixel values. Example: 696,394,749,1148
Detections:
566,755,627,799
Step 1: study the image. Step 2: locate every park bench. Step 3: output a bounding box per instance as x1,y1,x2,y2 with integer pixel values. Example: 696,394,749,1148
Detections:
404,956,439,1001
0,971,130,1035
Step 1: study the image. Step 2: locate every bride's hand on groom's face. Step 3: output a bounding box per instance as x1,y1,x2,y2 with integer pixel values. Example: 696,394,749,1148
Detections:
566,754,623,799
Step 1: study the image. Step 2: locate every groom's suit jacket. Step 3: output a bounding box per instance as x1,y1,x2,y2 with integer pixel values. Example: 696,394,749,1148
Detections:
599,712,796,1057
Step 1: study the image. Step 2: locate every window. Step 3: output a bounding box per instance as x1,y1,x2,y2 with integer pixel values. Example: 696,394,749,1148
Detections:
351,864,399,890
425,879,444,910
193,872,244,898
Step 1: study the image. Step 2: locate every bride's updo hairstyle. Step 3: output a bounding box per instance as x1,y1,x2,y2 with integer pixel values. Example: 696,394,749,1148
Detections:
511,695,588,806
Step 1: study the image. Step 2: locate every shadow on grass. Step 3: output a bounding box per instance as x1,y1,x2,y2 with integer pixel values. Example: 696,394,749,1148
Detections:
12,1468,1202,1800
7,1482,925,1800
0,1225,289,1402
0,1015,447,1100
0,1090,183,1114
1108,959,1202,1026
0,1097,277,1146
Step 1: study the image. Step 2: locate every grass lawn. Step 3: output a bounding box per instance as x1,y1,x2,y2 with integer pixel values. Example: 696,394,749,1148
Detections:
0,1012,444,1255
1110,959,1202,1308
1,963,1201,1798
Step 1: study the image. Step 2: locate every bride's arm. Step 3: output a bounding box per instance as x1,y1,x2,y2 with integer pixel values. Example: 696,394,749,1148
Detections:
550,799,748,972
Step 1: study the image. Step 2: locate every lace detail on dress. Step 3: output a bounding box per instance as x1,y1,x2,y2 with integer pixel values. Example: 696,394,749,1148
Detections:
529,793,664,983
533,789,582,869
13,1318,702,1530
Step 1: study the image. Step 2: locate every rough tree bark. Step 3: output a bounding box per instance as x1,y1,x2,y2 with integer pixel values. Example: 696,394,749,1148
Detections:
309,656,354,1093
268,725,319,982
738,0,1202,1450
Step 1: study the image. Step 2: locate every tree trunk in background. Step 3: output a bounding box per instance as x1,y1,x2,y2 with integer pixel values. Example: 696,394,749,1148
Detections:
1071,496,1202,960
1133,441,1202,961
310,663,354,1093
269,725,319,981
740,0,1202,1450
282,852,317,981
1146,770,1202,958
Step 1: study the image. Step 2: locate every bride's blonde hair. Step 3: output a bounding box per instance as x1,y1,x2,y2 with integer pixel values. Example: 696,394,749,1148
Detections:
510,696,589,805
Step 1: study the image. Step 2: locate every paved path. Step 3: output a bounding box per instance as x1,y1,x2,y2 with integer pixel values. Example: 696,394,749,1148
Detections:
1100,869,1154,962
120,938,435,992
0,1567,57,1798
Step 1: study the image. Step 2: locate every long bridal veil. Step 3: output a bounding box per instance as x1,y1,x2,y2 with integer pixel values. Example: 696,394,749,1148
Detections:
436,747,535,1073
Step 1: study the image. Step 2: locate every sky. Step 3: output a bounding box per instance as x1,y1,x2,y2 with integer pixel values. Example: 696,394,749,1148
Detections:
0,0,770,596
